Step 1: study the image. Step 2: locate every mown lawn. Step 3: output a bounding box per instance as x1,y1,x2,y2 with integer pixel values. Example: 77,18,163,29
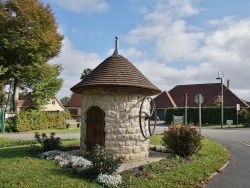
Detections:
0,136,230,188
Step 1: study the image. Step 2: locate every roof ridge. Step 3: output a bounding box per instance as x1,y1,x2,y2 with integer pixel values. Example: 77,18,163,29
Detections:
166,91,177,107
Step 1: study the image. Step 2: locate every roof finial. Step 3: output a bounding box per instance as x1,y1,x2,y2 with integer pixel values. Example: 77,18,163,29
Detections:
113,36,119,55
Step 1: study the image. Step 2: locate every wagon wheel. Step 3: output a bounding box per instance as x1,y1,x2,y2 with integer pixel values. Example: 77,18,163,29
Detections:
139,96,157,139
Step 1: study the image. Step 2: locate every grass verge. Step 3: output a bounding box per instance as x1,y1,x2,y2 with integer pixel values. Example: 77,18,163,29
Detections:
0,136,229,188
121,137,230,187
26,124,80,133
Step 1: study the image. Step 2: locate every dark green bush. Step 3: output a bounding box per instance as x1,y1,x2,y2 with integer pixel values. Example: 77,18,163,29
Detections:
239,108,250,126
162,125,202,157
88,145,121,175
35,132,61,151
165,107,246,125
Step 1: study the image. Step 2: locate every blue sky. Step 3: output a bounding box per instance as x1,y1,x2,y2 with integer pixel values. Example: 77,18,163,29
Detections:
42,0,250,102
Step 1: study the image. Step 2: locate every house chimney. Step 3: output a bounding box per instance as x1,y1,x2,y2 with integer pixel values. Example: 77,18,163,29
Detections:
227,79,230,89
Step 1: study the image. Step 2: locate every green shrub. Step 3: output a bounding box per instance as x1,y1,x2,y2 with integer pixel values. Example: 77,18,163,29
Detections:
10,110,71,132
0,138,37,148
239,108,250,126
165,107,246,124
162,125,202,157
35,132,62,151
88,145,121,175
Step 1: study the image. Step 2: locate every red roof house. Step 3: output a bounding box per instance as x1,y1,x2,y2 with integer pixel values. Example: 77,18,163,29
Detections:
154,82,249,120
64,93,82,117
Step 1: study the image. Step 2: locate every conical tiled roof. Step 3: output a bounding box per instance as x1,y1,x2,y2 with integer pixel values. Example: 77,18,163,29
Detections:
71,54,161,95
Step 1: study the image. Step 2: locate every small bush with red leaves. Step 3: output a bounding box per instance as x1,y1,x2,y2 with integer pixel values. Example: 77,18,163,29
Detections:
35,132,62,151
162,125,203,157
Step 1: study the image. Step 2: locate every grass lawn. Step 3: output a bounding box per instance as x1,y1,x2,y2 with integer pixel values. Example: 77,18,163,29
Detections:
2,122,80,134
0,135,230,188
26,124,81,134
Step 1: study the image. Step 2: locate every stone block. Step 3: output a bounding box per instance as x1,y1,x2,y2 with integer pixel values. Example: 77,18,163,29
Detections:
105,141,116,147
113,128,127,134
103,95,114,102
105,127,113,134
120,146,132,154
129,134,139,140
133,146,141,154
125,141,135,146
127,128,137,134
117,135,122,141
121,134,130,141
128,95,138,102
106,147,119,154
129,154,140,161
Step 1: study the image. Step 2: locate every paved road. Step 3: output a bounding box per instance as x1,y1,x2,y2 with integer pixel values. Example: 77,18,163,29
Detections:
201,128,250,188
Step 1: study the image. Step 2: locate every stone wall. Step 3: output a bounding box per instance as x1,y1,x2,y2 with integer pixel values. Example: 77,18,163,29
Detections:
80,88,151,161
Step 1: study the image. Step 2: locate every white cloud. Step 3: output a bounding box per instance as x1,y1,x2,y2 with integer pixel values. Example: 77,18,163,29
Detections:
125,0,204,62
51,38,102,99
124,0,250,100
52,0,109,13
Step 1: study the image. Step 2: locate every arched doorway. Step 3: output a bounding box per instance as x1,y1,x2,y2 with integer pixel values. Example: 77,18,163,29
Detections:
86,106,105,151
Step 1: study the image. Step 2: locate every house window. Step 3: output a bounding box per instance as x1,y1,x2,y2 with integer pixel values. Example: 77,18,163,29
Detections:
52,101,56,105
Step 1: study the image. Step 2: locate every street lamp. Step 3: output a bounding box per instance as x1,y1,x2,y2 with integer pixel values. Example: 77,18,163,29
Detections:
216,71,224,128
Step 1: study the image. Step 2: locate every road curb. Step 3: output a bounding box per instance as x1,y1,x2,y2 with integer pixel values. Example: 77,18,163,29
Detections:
209,160,230,180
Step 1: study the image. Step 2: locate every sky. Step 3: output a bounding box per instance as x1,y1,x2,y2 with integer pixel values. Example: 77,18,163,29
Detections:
42,0,250,102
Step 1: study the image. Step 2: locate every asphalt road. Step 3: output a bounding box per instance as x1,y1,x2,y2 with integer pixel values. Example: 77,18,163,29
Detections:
201,128,250,188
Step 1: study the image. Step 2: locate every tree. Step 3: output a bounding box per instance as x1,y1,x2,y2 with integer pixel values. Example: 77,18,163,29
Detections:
60,96,70,106
214,96,222,107
0,0,63,111
80,68,92,79
0,65,8,109
24,64,63,109
0,65,8,76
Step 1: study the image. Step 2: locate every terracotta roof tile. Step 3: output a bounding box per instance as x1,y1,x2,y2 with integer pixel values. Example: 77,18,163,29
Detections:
154,83,249,108
154,91,174,108
65,93,82,107
71,54,161,95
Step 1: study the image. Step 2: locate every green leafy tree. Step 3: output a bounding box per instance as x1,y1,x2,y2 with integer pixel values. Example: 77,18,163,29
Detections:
0,0,63,111
0,65,8,76
24,64,63,110
214,96,222,107
80,68,92,79
60,96,70,106
0,65,8,109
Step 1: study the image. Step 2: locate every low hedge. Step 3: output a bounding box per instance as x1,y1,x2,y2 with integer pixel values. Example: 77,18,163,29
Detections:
7,110,71,132
165,107,247,124
0,138,37,148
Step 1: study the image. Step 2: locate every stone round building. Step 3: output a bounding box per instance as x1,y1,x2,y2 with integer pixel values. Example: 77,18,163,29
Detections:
71,38,161,161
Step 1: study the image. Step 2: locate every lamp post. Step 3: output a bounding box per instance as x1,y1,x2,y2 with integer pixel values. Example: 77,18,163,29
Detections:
216,71,224,128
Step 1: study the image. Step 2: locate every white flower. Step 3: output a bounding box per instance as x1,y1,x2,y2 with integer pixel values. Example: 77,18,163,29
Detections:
156,146,167,152
39,150,62,160
149,145,167,153
54,153,92,169
71,156,92,168
97,173,122,187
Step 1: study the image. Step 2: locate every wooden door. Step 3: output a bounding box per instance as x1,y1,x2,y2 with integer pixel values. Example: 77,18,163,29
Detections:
86,106,105,151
